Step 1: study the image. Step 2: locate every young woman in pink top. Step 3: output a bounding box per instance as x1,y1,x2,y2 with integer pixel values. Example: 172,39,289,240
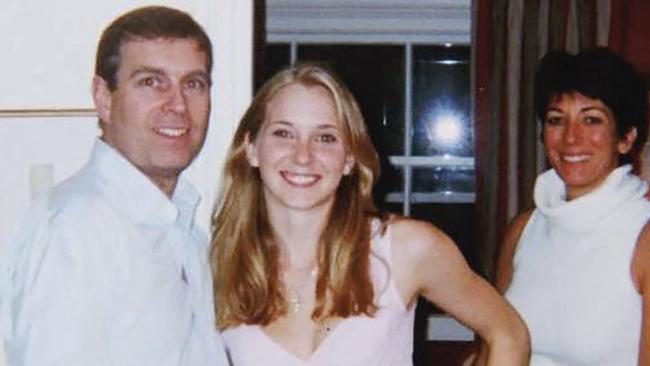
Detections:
210,63,529,365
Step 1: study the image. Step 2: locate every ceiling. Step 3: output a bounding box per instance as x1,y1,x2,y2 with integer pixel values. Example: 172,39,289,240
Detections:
265,0,472,44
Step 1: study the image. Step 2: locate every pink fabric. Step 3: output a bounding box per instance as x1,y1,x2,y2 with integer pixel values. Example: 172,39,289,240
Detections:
222,220,416,365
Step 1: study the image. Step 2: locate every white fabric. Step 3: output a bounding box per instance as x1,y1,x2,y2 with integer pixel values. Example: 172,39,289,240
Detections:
506,165,650,365
222,219,416,366
1,139,229,366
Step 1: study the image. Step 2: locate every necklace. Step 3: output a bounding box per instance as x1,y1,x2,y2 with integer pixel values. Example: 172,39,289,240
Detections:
284,267,317,313
287,291,333,332
287,286,303,313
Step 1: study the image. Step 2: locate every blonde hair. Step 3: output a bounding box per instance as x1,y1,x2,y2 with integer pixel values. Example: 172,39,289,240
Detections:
211,63,382,329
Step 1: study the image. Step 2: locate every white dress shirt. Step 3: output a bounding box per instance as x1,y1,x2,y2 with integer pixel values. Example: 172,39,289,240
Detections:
1,139,229,366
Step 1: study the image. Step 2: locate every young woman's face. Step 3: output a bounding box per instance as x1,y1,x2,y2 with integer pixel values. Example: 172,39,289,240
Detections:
246,83,354,213
543,92,636,200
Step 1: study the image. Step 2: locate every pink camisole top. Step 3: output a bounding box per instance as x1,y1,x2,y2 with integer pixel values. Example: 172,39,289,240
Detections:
221,219,416,366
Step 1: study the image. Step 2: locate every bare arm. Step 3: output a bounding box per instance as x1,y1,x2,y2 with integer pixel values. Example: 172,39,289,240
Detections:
494,211,533,293
391,218,530,366
632,220,650,365
473,210,532,365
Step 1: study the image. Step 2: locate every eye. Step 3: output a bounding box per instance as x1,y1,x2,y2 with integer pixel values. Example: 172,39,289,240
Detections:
584,116,604,125
316,134,338,143
185,78,208,92
544,116,563,126
271,129,293,139
138,76,162,88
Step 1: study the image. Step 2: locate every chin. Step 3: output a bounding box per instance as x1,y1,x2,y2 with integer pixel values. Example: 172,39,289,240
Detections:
281,196,336,211
563,173,608,193
157,157,193,170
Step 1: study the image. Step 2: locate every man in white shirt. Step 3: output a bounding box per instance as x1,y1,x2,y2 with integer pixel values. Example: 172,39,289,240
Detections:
1,6,229,365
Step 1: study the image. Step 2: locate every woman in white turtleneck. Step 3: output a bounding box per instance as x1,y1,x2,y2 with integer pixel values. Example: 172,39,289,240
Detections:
494,48,650,366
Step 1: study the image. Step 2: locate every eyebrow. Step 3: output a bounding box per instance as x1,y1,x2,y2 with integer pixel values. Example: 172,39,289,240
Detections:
267,120,292,127
267,120,340,130
184,70,212,86
546,106,608,114
316,124,340,131
129,67,165,80
130,67,211,85
580,106,608,113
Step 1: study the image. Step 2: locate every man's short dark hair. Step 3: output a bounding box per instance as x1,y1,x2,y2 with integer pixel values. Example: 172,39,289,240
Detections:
535,47,648,166
95,6,213,90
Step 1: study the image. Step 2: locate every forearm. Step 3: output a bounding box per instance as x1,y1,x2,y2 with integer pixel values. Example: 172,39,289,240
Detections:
482,326,530,366
639,324,650,366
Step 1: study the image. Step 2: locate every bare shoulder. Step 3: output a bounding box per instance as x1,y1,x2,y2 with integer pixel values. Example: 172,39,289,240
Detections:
389,217,457,259
389,217,470,305
632,219,650,294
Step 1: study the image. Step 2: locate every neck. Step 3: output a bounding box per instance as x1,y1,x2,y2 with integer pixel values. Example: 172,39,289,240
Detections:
267,205,329,268
101,137,179,198
152,176,178,198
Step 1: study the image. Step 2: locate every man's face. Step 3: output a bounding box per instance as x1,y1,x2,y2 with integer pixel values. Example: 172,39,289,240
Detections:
93,38,211,196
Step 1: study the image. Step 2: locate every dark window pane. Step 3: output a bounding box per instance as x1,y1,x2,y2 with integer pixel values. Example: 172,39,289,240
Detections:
412,166,475,194
257,43,290,90
378,164,404,212
298,45,405,157
382,202,404,217
412,46,471,157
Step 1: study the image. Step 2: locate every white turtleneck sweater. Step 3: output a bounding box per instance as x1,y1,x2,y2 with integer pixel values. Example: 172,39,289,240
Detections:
506,165,650,366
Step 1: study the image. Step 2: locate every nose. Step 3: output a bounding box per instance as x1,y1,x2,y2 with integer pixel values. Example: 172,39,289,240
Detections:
293,138,313,165
563,120,582,144
163,85,187,114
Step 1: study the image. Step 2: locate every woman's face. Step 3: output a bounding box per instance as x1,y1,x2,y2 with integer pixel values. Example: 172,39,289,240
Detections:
543,92,636,200
246,82,354,214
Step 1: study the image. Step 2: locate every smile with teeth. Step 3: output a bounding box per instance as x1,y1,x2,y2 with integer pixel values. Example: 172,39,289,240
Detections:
281,171,320,186
156,127,188,137
562,154,590,163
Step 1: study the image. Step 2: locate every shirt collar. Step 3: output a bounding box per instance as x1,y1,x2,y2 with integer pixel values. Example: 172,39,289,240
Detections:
88,139,201,229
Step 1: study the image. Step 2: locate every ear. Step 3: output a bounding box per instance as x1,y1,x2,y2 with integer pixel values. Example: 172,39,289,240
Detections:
92,76,112,124
617,127,638,155
343,154,355,176
244,133,259,167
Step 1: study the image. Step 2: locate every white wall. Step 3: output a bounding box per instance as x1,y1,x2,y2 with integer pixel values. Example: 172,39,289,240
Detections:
0,1,252,363
0,0,252,238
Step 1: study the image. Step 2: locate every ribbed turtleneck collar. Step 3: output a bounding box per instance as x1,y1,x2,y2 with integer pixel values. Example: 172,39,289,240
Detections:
534,165,648,232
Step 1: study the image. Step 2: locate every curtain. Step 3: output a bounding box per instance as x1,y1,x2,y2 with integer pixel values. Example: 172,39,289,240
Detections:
474,0,613,278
